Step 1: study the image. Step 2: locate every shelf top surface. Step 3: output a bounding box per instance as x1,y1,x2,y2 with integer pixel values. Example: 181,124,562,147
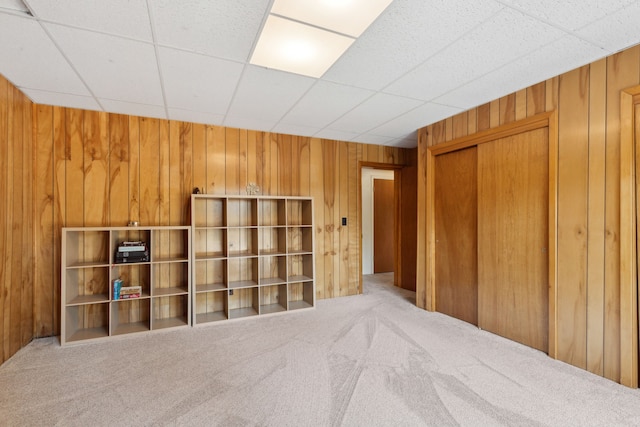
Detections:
191,194,313,201
63,226,190,231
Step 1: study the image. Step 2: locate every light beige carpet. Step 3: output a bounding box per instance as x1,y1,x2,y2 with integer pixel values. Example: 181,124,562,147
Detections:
2,273,640,426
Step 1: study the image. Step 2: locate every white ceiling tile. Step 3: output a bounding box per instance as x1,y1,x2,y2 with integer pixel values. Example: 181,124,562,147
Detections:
385,7,566,101
21,88,101,111
270,123,322,138
499,0,636,31
149,0,270,61
168,108,224,125
100,99,167,120
353,134,395,145
27,0,152,41
0,13,89,95
313,129,360,141
435,35,607,110
575,2,640,51
226,65,315,123
0,0,28,13
329,93,423,134
45,23,164,106
280,81,374,128
324,0,504,90
382,136,418,148
223,115,280,133
369,103,462,137
159,48,243,114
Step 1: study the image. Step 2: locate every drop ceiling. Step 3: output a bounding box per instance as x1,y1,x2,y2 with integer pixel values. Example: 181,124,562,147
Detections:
1,0,640,148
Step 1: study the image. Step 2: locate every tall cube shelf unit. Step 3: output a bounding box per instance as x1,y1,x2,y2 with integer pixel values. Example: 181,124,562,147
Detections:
61,226,191,345
192,195,315,325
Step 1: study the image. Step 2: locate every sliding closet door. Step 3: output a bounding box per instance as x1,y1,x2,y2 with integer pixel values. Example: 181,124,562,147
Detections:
435,147,478,325
478,128,549,352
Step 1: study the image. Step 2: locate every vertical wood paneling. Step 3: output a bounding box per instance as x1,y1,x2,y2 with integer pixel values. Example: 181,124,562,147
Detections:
83,111,109,226
557,65,590,368
587,58,607,376
10,86,23,357
181,122,193,224
128,118,140,223
21,99,34,346
323,140,337,298
499,93,516,125
66,109,84,226
159,121,171,225
5,86,15,359
415,43,640,387
207,126,225,194
604,47,640,382
416,131,428,309
109,115,129,225
309,138,325,300
139,118,160,226
348,143,359,295
226,128,240,195
338,141,349,296
0,77,7,359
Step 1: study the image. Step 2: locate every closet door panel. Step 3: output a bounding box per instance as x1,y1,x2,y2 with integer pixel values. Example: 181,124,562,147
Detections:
478,128,549,352
435,147,478,325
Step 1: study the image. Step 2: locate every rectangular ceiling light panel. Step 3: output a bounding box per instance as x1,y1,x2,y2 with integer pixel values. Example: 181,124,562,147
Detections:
251,15,354,78
271,0,393,37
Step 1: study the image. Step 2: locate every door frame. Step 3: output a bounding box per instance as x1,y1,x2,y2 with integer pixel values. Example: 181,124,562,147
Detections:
424,111,559,355
358,162,403,292
619,85,640,387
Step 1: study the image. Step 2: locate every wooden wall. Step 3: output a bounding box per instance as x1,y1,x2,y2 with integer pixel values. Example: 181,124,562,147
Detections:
0,75,34,364
30,103,408,339
416,45,640,385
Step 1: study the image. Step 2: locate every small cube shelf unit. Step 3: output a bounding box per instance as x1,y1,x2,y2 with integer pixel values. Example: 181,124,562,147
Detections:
61,226,191,345
191,195,315,325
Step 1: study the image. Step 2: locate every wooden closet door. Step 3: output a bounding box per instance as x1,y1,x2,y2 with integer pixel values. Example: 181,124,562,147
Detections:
478,128,549,352
435,147,478,325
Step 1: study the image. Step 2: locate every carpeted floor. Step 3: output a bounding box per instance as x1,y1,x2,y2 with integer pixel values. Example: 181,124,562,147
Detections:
2,273,640,426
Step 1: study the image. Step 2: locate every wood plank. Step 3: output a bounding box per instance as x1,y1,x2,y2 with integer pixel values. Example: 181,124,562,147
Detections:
347,143,359,295
5,85,16,359
452,112,468,139
339,141,349,296
239,128,248,195
478,128,549,352
323,140,337,298
556,66,590,368
586,58,607,376
434,147,477,325
477,103,491,132
0,76,7,361
515,89,527,120
66,109,84,226
605,46,640,384
192,123,206,196
10,86,25,357
467,109,477,135
139,117,160,226
109,114,130,226
499,93,516,125
299,137,310,197
128,117,140,223
225,127,240,195
253,131,266,194
415,129,428,308
309,138,325,299
168,121,182,225
527,82,546,117
181,122,193,225
83,111,109,226
52,107,65,338
21,98,34,345
158,120,170,225
206,126,226,195
445,117,453,141
489,99,500,128
270,133,279,196
247,130,257,194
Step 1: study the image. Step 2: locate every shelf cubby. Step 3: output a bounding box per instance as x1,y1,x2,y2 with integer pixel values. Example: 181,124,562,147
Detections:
195,259,227,292
193,228,226,259
227,198,258,227
287,226,313,254
64,230,110,267
258,199,286,226
287,199,313,226
195,291,227,323
111,298,150,335
288,282,314,310
227,227,258,257
152,295,189,329
228,257,258,288
111,263,151,299
111,229,151,261
193,197,226,227
65,303,110,343
65,266,110,305
259,256,287,285
287,254,314,282
228,287,259,319
152,262,189,296
258,227,287,255
260,284,287,314
152,229,188,262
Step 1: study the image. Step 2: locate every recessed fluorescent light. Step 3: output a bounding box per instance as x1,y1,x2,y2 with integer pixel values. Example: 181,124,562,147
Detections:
250,15,354,78
271,0,393,37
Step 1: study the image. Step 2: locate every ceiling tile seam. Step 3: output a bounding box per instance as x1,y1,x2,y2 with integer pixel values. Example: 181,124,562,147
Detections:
269,79,330,132
32,13,106,112
146,0,169,119
268,12,357,39
357,5,510,98
0,7,30,19
492,0,624,51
